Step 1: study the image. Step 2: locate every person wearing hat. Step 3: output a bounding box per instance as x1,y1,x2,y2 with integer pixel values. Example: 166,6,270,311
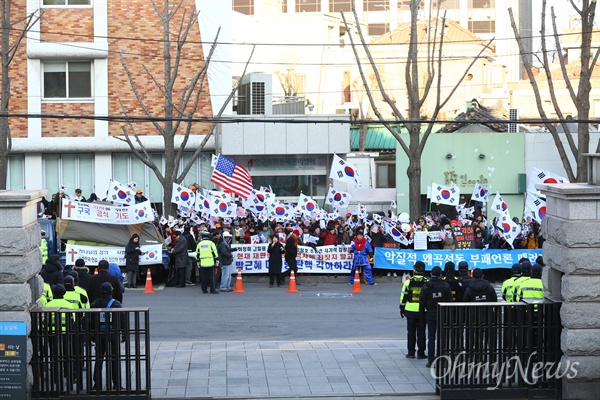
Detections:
348,229,375,285
457,261,474,290
87,260,123,305
74,188,86,202
216,230,236,291
281,227,300,286
44,284,76,383
512,260,532,301
170,229,190,288
420,266,452,367
515,264,544,302
399,261,428,359
63,275,88,309
195,230,220,293
90,282,124,392
502,263,522,302
463,268,497,302
134,189,147,204
442,262,462,302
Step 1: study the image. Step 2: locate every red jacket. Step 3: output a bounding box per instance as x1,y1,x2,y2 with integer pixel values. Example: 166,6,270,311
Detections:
321,230,339,246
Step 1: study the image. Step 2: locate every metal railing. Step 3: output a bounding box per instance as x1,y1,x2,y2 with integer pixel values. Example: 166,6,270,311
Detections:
436,301,562,400
31,307,151,399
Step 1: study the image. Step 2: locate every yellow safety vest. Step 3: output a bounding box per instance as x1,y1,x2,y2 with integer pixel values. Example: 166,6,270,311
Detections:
516,278,545,302
400,275,427,313
73,286,90,308
44,299,75,332
39,282,53,305
196,239,218,267
63,290,85,309
501,276,520,302
40,238,48,264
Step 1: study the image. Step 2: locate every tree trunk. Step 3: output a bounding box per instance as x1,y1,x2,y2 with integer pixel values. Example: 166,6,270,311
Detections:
358,124,367,151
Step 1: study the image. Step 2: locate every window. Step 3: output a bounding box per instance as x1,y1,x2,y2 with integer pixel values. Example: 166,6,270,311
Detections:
368,23,389,36
329,0,352,12
43,61,92,99
8,155,24,190
470,0,494,8
376,163,396,188
232,0,254,15
363,0,388,12
43,154,94,197
296,0,320,12
42,0,90,6
433,0,459,9
468,20,495,34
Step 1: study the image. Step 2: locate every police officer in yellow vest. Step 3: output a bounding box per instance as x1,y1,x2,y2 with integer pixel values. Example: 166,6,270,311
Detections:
39,281,53,306
399,261,428,359
63,275,88,309
516,263,544,302
44,284,76,382
501,263,522,302
40,231,48,265
196,230,220,294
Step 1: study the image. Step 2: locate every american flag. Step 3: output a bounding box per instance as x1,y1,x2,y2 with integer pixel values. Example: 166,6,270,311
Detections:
210,154,253,198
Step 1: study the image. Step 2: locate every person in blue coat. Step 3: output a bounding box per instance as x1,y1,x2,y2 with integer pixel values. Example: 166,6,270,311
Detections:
108,262,125,293
349,229,375,285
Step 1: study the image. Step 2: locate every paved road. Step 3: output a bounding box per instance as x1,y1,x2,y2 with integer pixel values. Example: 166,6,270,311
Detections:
124,280,407,342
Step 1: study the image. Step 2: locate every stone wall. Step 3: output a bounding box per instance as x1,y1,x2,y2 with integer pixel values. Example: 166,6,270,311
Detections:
539,155,600,399
0,190,46,397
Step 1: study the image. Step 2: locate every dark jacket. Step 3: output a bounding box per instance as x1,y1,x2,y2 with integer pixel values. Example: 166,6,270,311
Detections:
458,273,474,291
171,236,189,270
419,276,452,320
89,294,124,333
183,232,196,251
124,240,142,272
41,259,64,286
74,266,91,291
216,238,235,265
443,276,463,303
463,278,497,302
268,241,285,273
284,235,298,261
87,271,124,304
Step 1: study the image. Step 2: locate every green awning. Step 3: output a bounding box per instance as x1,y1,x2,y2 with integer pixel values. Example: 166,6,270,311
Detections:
350,126,399,150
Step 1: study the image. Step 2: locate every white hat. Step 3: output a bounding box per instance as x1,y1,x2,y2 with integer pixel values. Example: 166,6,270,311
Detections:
222,231,232,237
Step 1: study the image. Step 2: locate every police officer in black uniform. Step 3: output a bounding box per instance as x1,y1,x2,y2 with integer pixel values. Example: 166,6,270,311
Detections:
442,261,462,302
400,261,428,359
420,266,453,367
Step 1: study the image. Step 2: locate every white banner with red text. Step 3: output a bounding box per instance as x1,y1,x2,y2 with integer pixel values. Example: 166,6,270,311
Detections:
61,200,154,224
232,244,354,274
64,243,163,266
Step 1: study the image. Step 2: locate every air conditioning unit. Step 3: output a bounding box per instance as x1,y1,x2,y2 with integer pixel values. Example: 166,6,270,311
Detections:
237,73,273,115
508,108,519,133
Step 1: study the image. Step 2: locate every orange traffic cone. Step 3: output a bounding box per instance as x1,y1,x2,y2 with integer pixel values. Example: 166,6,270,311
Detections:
351,269,363,293
142,268,156,294
286,271,299,293
94,267,98,275
233,269,245,293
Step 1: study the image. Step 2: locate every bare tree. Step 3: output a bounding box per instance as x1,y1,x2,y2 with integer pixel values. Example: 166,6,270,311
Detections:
509,0,599,183
116,0,253,216
342,0,492,219
0,2,40,189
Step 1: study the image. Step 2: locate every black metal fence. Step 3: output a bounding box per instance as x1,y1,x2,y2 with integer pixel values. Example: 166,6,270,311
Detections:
436,300,562,400
31,307,151,399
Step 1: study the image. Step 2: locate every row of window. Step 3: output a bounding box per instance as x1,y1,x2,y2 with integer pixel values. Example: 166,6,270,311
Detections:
7,154,396,198
233,0,495,15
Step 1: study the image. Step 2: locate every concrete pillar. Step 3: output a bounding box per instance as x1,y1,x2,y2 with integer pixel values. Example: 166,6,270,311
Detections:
0,190,47,397
539,154,600,399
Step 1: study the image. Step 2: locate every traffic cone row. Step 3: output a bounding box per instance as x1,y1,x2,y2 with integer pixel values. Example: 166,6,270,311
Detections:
286,271,299,293
351,269,363,293
233,268,245,293
143,268,156,294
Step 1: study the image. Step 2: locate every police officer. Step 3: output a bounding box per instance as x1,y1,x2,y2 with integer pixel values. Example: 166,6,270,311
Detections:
90,282,124,392
516,264,544,302
442,261,462,302
63,275,88,309
457,261,474,291
501,263,522,302
196,230,220,294
44,284,76,384
400,261,428,359
419,266,452,367
512,260,532,301
463,268,497,302
40,230,48,265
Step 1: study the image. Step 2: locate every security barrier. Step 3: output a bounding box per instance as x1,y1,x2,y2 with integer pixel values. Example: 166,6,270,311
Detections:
31,307,151,399
436,301,562,399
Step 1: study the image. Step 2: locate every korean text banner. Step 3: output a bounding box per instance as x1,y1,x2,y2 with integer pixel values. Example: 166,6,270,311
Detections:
61,200,154,224
374,248,542,270
232,244,353,274
65,244,163,266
